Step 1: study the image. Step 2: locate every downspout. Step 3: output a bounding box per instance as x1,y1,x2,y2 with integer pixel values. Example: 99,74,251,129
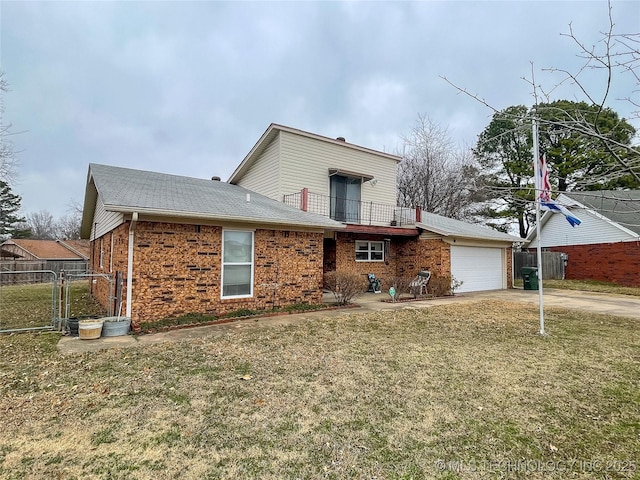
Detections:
126,212,138,318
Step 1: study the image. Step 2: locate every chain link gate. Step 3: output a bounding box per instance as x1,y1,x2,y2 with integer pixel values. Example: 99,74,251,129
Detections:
63,273,114,324
0,270,59,333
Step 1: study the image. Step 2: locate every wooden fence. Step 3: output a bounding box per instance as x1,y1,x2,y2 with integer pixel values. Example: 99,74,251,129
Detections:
0,260,88,284
513,251,566,280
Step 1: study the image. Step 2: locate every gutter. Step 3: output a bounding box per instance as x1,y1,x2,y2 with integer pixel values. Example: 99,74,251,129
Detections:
126,212,138,318
104,205,346,230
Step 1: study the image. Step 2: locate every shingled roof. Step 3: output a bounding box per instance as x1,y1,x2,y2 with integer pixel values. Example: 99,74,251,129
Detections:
417,211,523,243
82,164,345,233
561,190,640,236
1,239,87,260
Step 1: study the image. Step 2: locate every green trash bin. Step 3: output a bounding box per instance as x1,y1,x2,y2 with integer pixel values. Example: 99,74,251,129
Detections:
521,267,539,290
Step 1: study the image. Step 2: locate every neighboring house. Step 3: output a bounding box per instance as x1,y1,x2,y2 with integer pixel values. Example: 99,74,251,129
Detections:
0,239,89,273
80,164,345,324
229,123,520,294
526,191,640,286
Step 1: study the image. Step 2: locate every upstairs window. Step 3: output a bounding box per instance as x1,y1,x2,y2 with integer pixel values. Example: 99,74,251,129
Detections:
355,240,384,262
330,174,361,223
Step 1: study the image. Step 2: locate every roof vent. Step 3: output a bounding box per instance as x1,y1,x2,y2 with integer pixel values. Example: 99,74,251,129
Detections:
336,136,346,142
211,176,221,181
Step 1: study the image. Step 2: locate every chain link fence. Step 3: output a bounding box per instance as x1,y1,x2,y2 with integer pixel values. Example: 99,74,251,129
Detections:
64,273,113,321
0,270,59,333
0,271,115,334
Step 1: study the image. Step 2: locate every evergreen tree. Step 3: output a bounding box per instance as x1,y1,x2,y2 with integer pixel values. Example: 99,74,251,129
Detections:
537,101,637,191
0,180,25,239
473,105,535,238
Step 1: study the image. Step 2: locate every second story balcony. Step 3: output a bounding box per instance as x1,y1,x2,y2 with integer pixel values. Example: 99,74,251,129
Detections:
283,189,419,227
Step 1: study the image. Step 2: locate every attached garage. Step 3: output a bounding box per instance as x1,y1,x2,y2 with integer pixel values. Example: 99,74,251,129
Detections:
450,245,505,293
416,212,522,293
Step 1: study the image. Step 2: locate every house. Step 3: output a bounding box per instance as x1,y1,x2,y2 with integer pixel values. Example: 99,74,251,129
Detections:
80,164,345,324
229,123,520,293
0,239,89,273
526,191,640,286
81,125,521,325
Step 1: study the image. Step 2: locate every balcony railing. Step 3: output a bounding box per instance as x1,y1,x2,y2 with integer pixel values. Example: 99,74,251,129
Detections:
283,189,418,227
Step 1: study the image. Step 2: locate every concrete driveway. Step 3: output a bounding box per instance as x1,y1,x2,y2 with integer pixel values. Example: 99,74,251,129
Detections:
453,288,640,319
58,288,639,354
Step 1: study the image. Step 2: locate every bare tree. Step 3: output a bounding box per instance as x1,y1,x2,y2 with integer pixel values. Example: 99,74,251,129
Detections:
397,114,481,220
0,72,18,183
26,210,56,239
55,201,82,240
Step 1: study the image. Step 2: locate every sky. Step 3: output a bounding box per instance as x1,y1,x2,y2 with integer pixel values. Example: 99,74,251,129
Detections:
1,0,639,219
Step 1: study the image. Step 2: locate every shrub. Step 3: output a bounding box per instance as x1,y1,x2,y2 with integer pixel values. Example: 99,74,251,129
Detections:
324,271,366,305
384,276,414,301
429,274,452,297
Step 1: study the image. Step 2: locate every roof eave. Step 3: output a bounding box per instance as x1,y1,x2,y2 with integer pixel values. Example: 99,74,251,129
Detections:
228,123,403,184
80,167,98,239
104,205,347,231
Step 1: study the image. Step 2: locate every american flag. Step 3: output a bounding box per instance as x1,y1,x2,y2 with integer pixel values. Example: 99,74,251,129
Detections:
536,154,581,227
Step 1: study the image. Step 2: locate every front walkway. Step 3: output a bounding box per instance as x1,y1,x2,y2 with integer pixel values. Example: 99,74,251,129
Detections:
58,288,640,354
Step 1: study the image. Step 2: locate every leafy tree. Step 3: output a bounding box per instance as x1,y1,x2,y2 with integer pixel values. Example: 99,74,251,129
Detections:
473,106,534,238
397,115,481,220
0,180,25,239
444,0,639,190
473,101,636,237
537,100,637,191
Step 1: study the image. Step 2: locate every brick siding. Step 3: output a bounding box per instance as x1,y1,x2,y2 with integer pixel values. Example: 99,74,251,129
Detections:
91,222,324,324
333,232,399,288
548,241,640,287
396,237,451,279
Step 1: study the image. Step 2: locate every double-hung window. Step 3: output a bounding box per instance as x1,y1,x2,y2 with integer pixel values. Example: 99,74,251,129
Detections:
355,240,384,262
222,230,254,298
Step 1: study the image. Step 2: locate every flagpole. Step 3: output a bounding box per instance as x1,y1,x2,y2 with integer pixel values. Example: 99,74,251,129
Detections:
532,116,545,335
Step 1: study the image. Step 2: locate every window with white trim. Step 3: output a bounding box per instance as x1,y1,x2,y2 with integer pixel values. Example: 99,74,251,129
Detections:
222,230,254,298
355,240,384,262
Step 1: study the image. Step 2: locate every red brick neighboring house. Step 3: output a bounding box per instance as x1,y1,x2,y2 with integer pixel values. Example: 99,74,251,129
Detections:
526,191,640,286
80,164,345,325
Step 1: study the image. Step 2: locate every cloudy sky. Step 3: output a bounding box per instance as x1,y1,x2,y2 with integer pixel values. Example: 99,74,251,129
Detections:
1,0,638,219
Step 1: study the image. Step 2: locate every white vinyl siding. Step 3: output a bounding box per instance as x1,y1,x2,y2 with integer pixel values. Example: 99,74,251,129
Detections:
233,137,280,200
278,131,397,206
529,209,638,248
450,246,505,293
91,197,125,240
221,230,254,298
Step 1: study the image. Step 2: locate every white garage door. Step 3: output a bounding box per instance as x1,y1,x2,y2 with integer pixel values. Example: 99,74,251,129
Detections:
450,246,504,293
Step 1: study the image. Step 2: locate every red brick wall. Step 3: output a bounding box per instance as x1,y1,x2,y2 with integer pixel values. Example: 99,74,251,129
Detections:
548,241,640,287
396,237,451,278
334,232,398,287
88,224,129,315
90,222,325,324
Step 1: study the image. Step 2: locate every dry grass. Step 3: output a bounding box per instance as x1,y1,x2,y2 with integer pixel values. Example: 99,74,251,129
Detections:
1,301,638,479
514,278,640,297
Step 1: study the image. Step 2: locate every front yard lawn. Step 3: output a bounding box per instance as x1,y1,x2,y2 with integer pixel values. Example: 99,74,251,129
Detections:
1,301,638,479
514,278,640,296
